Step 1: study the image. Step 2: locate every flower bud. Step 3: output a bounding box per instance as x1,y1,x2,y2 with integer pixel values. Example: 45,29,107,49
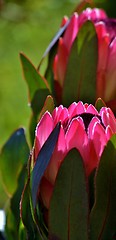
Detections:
33,101,116,210
53,8,116,108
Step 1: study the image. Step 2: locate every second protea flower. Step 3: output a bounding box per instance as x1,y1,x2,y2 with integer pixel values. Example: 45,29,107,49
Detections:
53,8,116,109
33,101,116,210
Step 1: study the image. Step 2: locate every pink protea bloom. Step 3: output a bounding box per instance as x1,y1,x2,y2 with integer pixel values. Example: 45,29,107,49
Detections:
33,101,116,210
53,8,116,107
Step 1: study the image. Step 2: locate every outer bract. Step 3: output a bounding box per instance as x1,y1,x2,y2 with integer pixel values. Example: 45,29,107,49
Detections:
33,101,116,210
53,8,116,106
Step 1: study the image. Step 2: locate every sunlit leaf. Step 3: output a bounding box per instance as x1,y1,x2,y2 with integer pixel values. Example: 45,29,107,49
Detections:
38,95,54,121
19,220,27,240
49,148,89,240
95,98,106,111
20,53,50,103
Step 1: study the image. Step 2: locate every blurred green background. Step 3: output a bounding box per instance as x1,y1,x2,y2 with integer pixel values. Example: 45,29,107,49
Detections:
0,0,79,147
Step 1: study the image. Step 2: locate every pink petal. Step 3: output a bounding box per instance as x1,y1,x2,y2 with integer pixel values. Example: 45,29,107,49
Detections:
90,8,107,21
106,125,113,141
84,103,89,110
52,105,69,126
63,13,78,52
100,107,116,132
68,101,86,118
53,14,78,85
57,107,69,124
79,8,107,27
34,112,53,160
88,116,100,138
86,104,98,114
95,22,110,99
68,102,77,117
79,8,92,27
66,118,88,162
60,16,69,27
76,116,85,129
52,105,63,124
75,101,86,115
92,122,107,157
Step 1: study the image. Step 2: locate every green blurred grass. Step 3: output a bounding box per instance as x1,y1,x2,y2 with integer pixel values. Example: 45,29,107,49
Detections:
0,0,79,147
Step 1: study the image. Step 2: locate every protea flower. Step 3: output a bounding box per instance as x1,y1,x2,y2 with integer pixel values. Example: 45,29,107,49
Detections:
53,8,116,108
33,101,116,210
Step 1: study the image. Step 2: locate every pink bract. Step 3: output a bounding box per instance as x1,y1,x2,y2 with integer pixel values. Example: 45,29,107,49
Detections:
33,101,116,209
53,8,116,105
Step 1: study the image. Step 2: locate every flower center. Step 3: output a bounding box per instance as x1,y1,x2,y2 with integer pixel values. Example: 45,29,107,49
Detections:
63,113,104,133
78,113,102,132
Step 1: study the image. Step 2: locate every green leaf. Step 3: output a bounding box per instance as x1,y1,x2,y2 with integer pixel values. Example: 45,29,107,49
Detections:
38,95,54,121
29,113,37,146
29,95,54,146
95,98,106,112
5,166,27,239
32,122,61,208
29,88,52,145
90,134,116,239
10,166,27,230
20,153,38,239
20,53,50,103
44,44,57,93
38,20,70,70
20,155,46,240
31,89,50,117
0,128,29,196
20,180,38,239
5,208,17,240
62,21,98,107
19,221,27,240
0,173,8,208
49,148,89,240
